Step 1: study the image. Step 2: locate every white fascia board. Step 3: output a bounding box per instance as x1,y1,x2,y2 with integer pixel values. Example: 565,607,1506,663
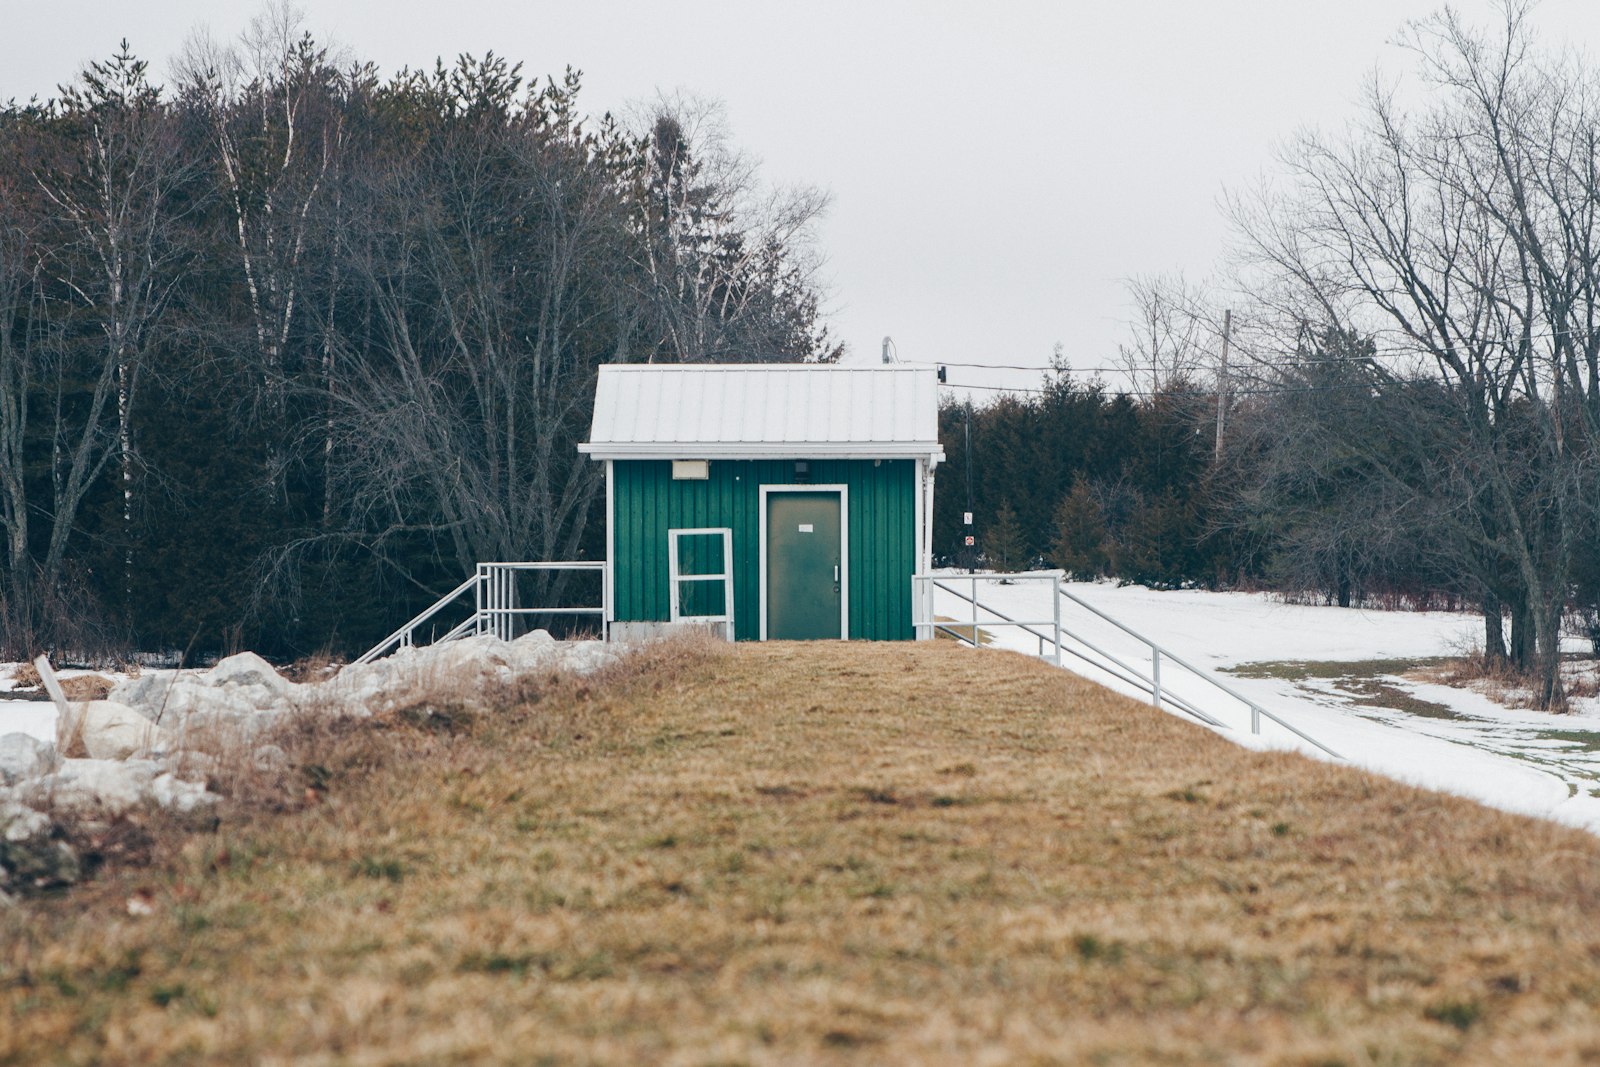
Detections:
578,442,944,461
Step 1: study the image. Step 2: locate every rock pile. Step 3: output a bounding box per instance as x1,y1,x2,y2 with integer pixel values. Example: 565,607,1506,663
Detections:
0,629,619,900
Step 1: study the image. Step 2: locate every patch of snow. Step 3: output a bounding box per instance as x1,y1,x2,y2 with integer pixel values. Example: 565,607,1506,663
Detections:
0,702,57,748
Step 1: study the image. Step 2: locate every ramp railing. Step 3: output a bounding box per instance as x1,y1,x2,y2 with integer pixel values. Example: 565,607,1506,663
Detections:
356,561,607,665
912,573,1341,759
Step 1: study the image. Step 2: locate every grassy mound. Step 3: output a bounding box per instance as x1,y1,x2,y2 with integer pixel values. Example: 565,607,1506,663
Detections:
5,640,1600,1064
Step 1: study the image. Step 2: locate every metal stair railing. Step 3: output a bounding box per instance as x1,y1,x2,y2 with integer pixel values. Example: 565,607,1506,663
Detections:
476,562,608,642
914,573,1341,759
918,573,1228,730
1053,583,1341,759
355,575,480,665
355,561,608,665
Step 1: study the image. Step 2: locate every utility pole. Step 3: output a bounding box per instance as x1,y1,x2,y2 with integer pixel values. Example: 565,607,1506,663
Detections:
1214,308,1232,462
965,400,976,573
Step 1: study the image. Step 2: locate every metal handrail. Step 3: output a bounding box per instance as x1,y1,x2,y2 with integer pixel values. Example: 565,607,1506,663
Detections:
925,576,1227,730
354,575,480,665
912,573,1341,759
478,561,608,643
1053,584,1341,759
356,561,609,664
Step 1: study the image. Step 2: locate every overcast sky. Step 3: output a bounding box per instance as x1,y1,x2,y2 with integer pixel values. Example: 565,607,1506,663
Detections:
8,1,1600,394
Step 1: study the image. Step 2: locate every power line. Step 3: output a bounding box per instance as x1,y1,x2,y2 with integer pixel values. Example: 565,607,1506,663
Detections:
910,334,1600,376
909,350,1460,375
940,380,1392,398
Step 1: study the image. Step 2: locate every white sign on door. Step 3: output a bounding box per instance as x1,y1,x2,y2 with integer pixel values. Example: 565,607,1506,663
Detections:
798,523,814,533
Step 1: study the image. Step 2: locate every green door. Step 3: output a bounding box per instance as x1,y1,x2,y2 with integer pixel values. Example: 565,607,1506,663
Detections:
766,491,843,639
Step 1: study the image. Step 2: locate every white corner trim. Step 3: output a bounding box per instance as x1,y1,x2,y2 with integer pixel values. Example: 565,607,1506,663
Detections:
604,459,615,623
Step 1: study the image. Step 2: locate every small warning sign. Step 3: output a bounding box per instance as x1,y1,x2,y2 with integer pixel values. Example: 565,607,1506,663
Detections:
964,535,975,546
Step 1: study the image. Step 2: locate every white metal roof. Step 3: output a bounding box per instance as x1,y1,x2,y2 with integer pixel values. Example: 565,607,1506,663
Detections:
579,364,944,462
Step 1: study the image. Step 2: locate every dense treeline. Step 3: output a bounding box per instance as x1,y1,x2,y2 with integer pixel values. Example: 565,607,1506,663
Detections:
0,18,833,660
936,350,1484,609
933,371,1232,589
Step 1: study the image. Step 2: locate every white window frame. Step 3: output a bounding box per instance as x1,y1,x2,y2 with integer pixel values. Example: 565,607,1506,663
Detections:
667,527,735,640
757,484,849,641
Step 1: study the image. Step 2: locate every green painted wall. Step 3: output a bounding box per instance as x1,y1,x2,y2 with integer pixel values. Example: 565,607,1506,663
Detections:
610,459,918,640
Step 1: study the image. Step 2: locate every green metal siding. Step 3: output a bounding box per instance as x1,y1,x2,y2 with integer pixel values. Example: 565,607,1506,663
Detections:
611,459,917,640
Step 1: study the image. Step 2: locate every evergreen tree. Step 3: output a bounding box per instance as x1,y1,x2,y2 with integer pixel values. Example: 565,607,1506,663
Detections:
986,499,1026,572
1051,482,1109,579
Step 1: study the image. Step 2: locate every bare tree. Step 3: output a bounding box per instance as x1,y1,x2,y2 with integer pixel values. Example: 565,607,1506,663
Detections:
633,93,838,363
1116,272,1217,397
175,6,347,494
252,60,641,619
1229,2,1600,707
12,46,194,632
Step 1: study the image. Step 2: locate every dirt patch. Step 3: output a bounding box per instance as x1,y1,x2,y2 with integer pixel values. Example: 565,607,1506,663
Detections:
1228,658,1464,719
1331,677,1466,719
1227,656,1446,681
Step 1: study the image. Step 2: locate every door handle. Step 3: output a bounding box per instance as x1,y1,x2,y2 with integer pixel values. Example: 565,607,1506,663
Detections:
833,564,840,593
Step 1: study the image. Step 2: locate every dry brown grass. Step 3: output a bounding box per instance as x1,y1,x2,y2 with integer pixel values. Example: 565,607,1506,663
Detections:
9,660,40,690
932,614,997,646
278,650,344,685
5,640,1600,1065
1414,654,1600,710
56,674,112,701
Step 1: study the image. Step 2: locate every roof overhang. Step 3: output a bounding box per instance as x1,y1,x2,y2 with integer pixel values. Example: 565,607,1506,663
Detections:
579,441,945,464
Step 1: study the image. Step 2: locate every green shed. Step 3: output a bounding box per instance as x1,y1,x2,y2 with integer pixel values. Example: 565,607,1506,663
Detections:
579,364,944,641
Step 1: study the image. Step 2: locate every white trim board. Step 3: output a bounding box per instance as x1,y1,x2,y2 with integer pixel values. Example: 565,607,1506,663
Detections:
604,459,615,623
578,443,944,462
757,484,849,641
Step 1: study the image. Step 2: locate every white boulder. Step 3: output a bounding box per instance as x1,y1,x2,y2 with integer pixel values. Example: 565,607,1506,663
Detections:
25,758,211,817
103,675,286,755
150,772,218,814
77,701,166,760
560,640,618,675
165,681,259,722
107,670,182,716
507,629,561,673
167,700,285,754
0,733,57,785
207,652,297,713
28,759,163,816
110,657,293,723
1,800,49,844
208,651,293,696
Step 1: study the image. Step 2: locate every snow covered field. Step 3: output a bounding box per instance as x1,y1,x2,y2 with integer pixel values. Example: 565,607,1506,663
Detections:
932,574,1600,835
